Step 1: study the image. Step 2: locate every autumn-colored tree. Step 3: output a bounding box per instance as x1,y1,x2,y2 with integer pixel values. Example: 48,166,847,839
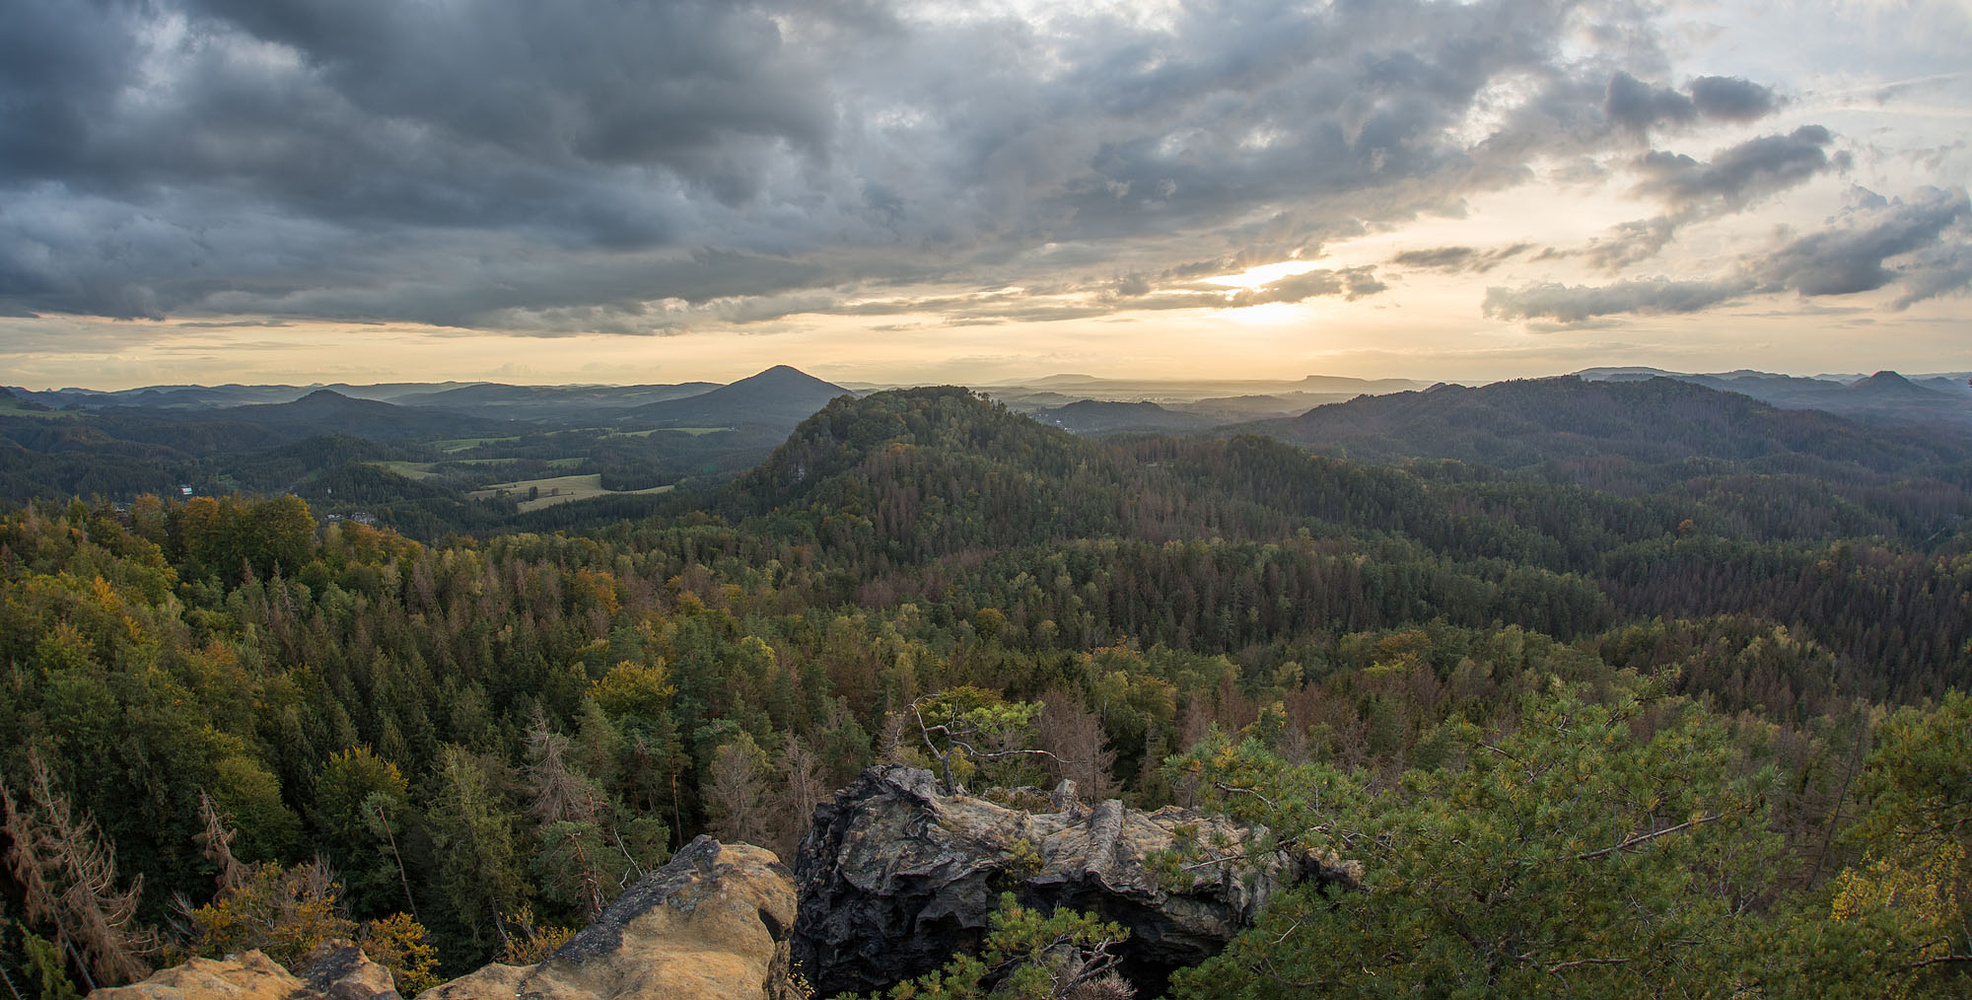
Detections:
357,913,441,994
178,859,354,970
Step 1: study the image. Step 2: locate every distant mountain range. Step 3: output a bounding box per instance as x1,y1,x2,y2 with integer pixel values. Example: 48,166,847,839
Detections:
1246,376,1972,485
1574,367,1972,425
6,366,850,432
10,366,1971,443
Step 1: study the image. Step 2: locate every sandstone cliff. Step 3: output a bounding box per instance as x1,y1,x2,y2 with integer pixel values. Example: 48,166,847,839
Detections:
790,765,1359,997
86,772,1336,1000
418,836,797,1000
86,837,797,1000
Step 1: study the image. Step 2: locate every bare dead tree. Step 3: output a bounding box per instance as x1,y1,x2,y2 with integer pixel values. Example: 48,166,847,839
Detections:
705,735,772,846
1037,689,1118,805
1,755,157,989
771,734,827,861
524,710,604,826
875,709,908,765
194,790,248,895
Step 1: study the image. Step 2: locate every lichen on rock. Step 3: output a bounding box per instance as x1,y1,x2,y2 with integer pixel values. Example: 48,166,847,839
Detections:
790,765,1359,997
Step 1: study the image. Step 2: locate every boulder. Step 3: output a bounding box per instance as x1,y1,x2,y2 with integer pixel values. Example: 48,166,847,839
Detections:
88,952,307,1000
417,836,799,1000
791,765,1359,997
89,943,399,1000
298,942,401,1000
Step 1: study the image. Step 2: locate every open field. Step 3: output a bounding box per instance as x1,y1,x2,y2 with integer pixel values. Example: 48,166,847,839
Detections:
432,436,522,452
373,461,438,480
0,399,72,420
467,473,673,512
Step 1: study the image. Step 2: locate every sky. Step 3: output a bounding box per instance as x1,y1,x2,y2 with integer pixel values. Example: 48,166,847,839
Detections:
2,0,1969,390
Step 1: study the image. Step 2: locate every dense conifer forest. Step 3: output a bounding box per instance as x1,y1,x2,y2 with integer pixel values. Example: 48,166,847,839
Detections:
2,385,1969,997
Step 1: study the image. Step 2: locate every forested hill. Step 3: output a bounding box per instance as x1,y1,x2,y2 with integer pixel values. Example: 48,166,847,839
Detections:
666,387,1972,701
1248,375,1972,476
3,385,1971,996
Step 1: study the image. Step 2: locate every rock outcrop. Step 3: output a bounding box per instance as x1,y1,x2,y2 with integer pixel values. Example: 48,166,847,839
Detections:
91,838,796,1000
419,836,799,1000
791,765,1359,997
89,942,399,1000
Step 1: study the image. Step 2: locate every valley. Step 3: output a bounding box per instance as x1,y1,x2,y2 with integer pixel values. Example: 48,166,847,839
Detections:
2,369,1970,998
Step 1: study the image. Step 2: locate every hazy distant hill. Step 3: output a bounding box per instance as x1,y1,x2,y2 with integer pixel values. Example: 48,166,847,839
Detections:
1576,367,1972,426
390,381,721,420
619,365,848,428
142,389,513,444
1250,376,1972,477
7,381,490,409
981,373,1427,409
1032,399,1219,434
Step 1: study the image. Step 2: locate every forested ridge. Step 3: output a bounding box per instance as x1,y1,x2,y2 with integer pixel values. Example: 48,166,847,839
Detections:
2,386,1969,997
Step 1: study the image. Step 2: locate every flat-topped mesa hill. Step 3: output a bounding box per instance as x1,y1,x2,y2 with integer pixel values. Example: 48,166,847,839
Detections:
1033,399,1218,434
1249,375,1972,474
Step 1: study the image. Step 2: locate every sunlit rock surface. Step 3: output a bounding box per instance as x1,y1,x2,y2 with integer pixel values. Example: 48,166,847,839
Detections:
419,836,799,1000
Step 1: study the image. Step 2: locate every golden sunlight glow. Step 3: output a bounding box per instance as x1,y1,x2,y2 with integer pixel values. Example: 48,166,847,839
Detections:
1201,259,1325,290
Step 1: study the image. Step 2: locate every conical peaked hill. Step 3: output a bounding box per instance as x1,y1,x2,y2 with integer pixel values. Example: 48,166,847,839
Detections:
1844,370,1947,401
621,365,848,429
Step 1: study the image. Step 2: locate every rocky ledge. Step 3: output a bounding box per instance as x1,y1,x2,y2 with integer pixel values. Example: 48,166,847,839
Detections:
90,837,797,1000
91,942,400,1000
790,765,1360,997
419,836,798,1000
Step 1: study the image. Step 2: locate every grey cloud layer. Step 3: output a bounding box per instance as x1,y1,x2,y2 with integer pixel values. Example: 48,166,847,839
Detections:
1604,72,1777,133
1585,125,1844,269
0,0,1826,332
1488,187,1972,322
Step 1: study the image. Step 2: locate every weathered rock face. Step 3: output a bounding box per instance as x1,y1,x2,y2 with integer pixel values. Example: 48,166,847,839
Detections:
418,836,799,1000
89,942,399,1000
791,765,1359,997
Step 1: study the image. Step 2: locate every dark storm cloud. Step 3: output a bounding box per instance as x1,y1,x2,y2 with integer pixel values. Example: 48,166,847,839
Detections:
0,0,1805,330
1688,76,1778,122
1491,186,1972,322
1633,126,1842,212
1754,187,1972,302
1605,73,1779,134
1606,73,1699,132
